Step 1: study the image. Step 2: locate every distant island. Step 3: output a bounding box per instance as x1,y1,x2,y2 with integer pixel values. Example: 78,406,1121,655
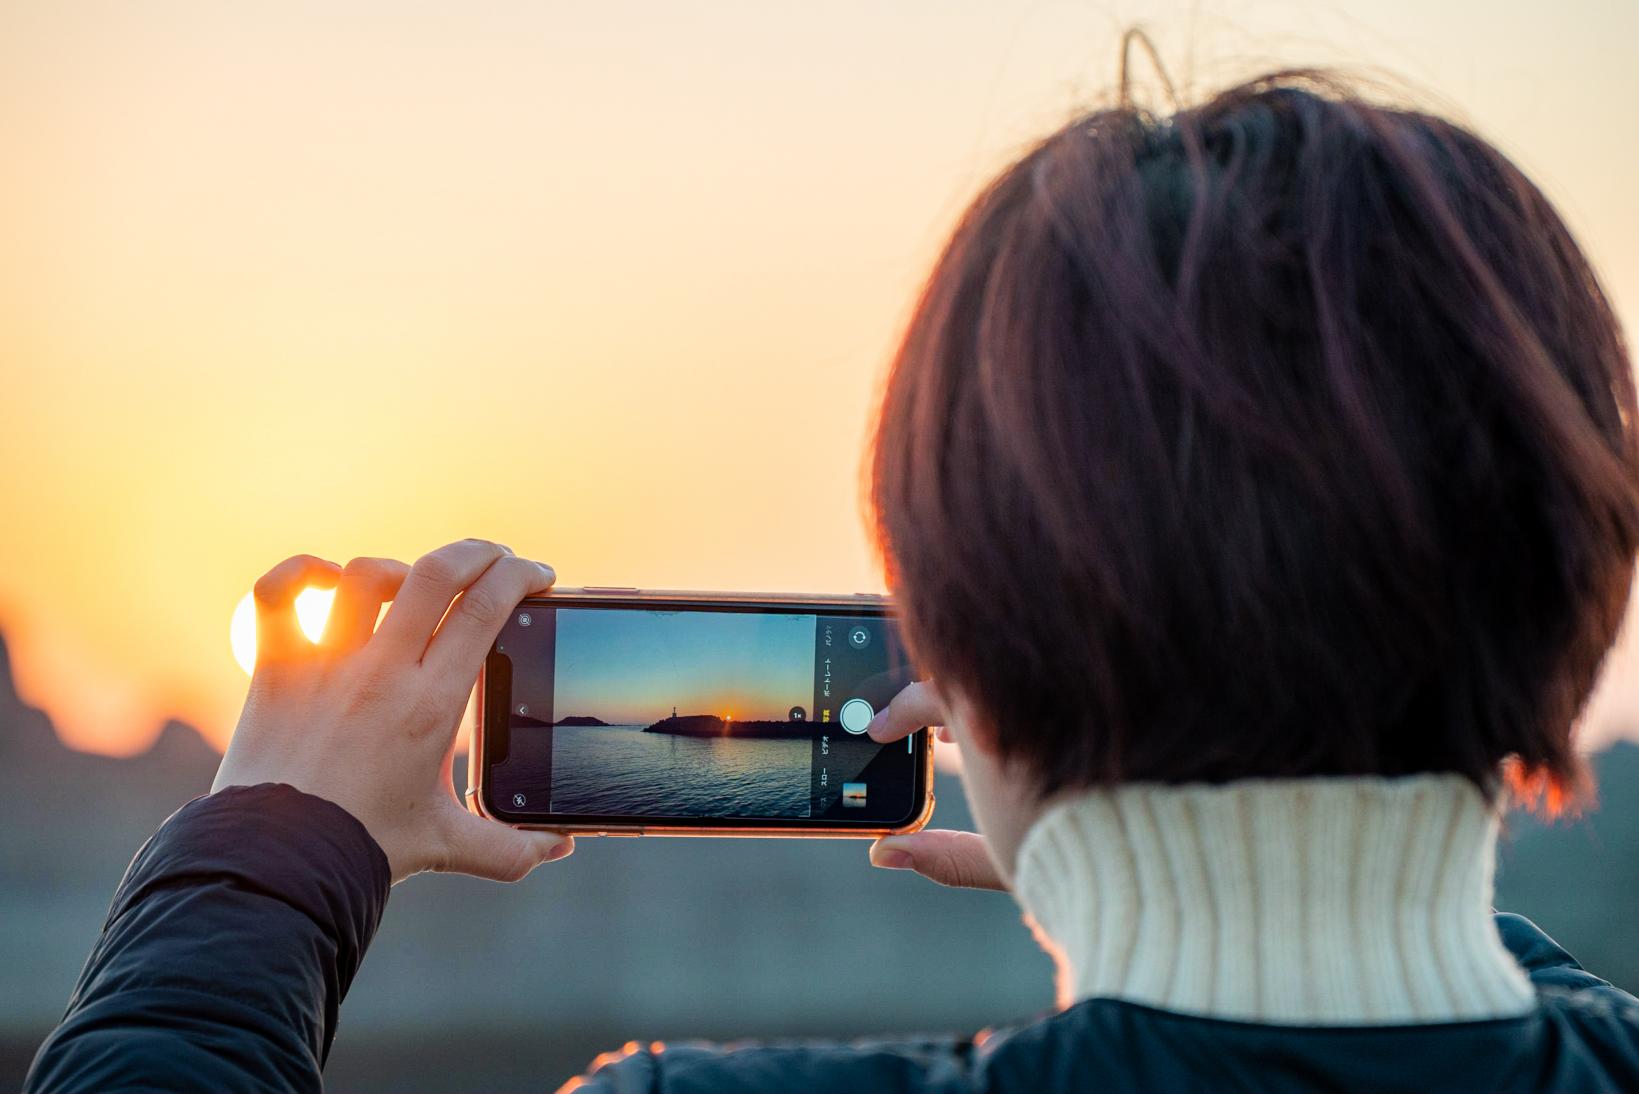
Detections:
643,713,813,740
507,714,610,728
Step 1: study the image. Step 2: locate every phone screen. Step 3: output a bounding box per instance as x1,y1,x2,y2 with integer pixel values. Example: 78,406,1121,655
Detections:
482,598,927,829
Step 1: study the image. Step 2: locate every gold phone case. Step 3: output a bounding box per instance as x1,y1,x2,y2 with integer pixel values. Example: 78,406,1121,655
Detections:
465,587,935,838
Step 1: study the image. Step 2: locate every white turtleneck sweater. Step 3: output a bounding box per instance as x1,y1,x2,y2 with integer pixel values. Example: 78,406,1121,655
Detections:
1011,774,1537,1026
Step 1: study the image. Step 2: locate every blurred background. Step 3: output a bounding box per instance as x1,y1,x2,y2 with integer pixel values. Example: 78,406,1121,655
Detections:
2,2,1637,1091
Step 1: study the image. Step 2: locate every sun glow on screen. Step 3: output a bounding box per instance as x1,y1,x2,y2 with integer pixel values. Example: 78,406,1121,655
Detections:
229,588,336,674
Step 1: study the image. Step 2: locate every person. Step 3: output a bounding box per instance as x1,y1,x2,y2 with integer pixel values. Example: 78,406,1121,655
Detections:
26,65,1639,1093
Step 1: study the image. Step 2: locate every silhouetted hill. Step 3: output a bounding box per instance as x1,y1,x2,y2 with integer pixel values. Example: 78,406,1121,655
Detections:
0,633,77,768
0,635,219,888
0,636,217,774
554,715,609,726
139,717,220,772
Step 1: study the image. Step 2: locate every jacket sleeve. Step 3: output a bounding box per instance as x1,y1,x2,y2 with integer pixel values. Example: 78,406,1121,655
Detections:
1494,911,1638,999
25,783,391,1094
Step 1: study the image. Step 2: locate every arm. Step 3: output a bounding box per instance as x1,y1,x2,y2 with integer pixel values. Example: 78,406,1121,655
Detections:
26,785,388,1094
27,540,574,1094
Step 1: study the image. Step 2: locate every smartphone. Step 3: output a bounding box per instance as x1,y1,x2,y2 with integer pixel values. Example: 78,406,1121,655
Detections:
467,588,935,836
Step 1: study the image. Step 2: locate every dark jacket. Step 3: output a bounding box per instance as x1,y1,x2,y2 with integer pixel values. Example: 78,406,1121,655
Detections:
26,784,1639,1093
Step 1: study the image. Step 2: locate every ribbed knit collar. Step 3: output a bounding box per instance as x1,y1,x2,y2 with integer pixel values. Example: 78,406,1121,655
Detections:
1012,774,1536,1026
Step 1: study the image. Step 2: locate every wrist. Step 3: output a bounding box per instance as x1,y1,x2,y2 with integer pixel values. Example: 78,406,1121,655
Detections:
200,782,394,894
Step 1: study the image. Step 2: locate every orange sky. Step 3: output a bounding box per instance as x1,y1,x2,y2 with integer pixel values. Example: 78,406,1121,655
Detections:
2,1,1637,756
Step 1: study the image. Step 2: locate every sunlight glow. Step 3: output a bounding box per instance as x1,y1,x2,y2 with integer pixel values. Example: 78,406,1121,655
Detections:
229,587,336,674
1,1,1635,756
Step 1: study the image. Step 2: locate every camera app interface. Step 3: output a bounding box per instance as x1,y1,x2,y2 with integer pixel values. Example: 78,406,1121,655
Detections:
489,606,920,823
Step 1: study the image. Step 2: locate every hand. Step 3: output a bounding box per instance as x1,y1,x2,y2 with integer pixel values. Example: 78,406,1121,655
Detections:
213,538,574,884
864,680,1006,891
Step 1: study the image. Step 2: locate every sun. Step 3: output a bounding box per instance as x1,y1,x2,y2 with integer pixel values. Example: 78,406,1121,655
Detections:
229,587,336,674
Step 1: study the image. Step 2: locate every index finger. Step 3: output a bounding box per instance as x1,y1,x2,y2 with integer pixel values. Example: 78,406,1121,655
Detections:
373,539,510,662
866,679,945,743
423,554,556,683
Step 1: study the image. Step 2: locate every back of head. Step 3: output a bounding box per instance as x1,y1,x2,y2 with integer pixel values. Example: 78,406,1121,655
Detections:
872,70,1639,808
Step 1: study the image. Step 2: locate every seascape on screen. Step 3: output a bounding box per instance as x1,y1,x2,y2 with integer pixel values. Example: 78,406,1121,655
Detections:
495,607,822,818
546,726,810,817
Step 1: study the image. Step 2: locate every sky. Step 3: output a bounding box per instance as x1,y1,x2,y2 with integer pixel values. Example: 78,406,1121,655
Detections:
513,608,815,726
1,0,1637,756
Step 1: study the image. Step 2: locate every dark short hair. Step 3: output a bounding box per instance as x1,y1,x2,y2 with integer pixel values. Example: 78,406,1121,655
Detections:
870,71,1639,808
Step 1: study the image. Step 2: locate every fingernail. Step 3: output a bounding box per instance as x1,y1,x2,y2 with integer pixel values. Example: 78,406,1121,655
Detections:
543,838,573,862
865,713,886,740
871,847,913,870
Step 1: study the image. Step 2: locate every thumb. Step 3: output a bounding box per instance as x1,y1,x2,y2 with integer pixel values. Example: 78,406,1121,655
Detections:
439,810,575,882
869,829,1007,891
